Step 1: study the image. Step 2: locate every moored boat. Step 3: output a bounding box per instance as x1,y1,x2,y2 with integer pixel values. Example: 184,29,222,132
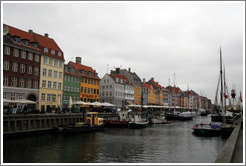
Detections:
53,112,104,134
192,122,222,136
178,111,193,120
106,120,129,128
129,115,149,129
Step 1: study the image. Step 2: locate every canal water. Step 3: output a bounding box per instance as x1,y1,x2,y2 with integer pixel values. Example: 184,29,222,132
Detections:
3,115,227,163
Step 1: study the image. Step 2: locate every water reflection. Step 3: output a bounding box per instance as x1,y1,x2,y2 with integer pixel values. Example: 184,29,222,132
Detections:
3,115,227,163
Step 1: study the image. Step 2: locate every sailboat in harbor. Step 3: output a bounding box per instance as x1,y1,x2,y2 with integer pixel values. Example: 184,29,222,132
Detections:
192,48,225,136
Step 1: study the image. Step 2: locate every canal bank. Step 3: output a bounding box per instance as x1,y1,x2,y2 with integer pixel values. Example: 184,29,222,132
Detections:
3,115,228,163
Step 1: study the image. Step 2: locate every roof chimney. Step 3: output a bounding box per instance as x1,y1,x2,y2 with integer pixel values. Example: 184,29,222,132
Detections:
28,30,33,34
151,77,154,81
128,68,131,73
116,68,120,74
76,57,81,64
143,78,146,83
44,33,49,38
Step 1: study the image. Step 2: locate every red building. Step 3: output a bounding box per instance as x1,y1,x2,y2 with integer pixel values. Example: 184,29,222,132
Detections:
3,24,41,110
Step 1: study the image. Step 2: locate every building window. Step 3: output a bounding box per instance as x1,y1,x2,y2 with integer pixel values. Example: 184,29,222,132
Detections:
27,79,32,88
20,64,25,73
35,54,39,62
58,52,62,57
53,82,57,89
13,49,19,57
3,76,8,86
43,68,47,76
54,71,57,78
47,94,51,102
81,87,83,93
43,56,48,64
34,67,39,75
58,83,62,90
51,50,55,55
21,51,26,59
48,81,52,89
59,60,63,68
4,60,9,70
11,77,17,86
42,80,46,88
20,78,25,88
44,47,48,53
88,79,90,84
85,78,87,83
41,93,46,101
54,59,58,67
91,88,93,94
28,53,33,61
34,80,39,89
59,72,62,79
49,58,53,65
4,46,10,55
48,70,52,77
11,94,16,100
27,66,32,74
52,94,56,102
84,87,87,93
12,62,18,72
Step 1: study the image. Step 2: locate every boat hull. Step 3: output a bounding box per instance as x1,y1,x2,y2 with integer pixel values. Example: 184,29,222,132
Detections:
128,121,149,129
192,123,222,136
53,124,104,134
105,120,129,128
165,114,180,120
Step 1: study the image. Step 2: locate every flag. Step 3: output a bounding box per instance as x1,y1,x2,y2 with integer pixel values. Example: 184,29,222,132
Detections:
224,93,228,99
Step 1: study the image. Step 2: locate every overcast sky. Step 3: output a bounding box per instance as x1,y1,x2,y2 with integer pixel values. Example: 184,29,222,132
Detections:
2,1,244,103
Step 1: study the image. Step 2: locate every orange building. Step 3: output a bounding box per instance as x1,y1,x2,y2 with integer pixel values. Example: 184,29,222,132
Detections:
69,57,100,103
143,83,155,104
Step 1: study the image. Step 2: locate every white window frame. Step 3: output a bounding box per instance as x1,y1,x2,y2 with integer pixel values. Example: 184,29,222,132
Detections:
41,93,46,101
53,82,57,89
12,62,18,72
51,50,55,55
54,59,58,67
21,51,26,59
20,78,25,88
59,72,62,79
35,54,39,62
34,67,39,75
43,68,47,76
54,71,57,78
42,80,46,88
4,60,9,70
44,47,48,53
27,66,32,74
3,76,8,86
13,48,19,57
20,64,25,73
58,52,62,57
48,81,52,89
28,52,33,61
4,46,10,55
48,70,52,77
11,77,17,86
34,80,39,89
43,56,48,64
49,58,53,65
47,94,51,101
27,79,32,88
58,83,62,90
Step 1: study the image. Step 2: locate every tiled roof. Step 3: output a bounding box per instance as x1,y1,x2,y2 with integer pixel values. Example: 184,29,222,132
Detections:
109,74,132,86
4,24,40,51
33,32,64,60
143,83,152,89
69,61,99,79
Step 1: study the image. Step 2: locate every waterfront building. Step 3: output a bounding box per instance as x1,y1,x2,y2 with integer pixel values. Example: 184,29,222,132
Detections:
142,79,148,105
162,88,169,107
143,83,155,105
69,57,100,103
33,31,65,112
62,64,80,107
100,73,134,108
147,78,164,105
166,86,181,107
111,68,142,105
3,24,41,110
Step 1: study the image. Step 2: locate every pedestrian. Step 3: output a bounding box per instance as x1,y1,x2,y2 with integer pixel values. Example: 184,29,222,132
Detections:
12,105,17,114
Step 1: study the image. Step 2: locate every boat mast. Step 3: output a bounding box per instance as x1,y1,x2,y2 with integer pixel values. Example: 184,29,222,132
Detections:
220,47,225,123
174,73,176,114
168,78,171,112
223,65,227,112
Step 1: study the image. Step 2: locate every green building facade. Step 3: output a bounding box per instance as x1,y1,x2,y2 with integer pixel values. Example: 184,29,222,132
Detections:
62,64,80,108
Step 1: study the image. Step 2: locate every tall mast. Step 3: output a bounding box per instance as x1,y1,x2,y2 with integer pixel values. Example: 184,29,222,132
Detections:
174,73,176,114
220,47,225,123
223,65,227,112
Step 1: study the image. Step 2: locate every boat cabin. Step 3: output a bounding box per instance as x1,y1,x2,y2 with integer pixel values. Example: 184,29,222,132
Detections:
86,112,104,126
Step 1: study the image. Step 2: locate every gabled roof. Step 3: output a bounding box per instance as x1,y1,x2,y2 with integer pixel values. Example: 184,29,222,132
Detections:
4,24,40,51
109,74,132,86
33,32,64,60
143,83,152,89
69,61,99,79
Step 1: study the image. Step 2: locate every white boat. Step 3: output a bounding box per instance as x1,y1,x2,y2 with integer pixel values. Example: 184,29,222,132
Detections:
179,111,193,120
129,115,149,129
152,114,170,124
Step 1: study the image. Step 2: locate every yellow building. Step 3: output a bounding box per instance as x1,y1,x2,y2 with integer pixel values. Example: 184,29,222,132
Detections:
134,84,142,105
143,83,155,104
69,58,100,103
33,32,64,112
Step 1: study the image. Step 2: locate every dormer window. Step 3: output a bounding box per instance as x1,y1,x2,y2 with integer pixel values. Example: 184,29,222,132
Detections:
44,47,48,53
30,42,37,48
95,73,98,77
12,36,20,43
21,39,29,46
58,52,62,57
51,50,55,55
81,70,85,75
88,72,92,77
